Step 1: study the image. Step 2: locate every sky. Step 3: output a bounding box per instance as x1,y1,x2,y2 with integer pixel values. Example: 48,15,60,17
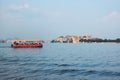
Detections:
0,0,120,40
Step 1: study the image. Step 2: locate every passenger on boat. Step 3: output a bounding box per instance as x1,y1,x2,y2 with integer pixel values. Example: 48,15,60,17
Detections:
14,41,18,45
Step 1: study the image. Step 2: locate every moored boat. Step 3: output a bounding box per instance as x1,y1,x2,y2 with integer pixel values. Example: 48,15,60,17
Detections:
11,40,43,48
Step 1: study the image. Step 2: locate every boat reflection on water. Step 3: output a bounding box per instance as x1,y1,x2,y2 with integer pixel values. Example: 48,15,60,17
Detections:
11,40,43,48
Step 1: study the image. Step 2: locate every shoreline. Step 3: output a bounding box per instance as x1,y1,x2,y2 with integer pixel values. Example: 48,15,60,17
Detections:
0,42,120,44
46,42,120,44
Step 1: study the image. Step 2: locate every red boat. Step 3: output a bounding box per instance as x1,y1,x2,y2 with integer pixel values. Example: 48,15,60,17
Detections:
11,40,43,48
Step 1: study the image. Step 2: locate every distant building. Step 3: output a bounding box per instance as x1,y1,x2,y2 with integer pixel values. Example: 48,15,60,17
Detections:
82,35,101,40
51,35,102,43
8,39,43,43
72,36,81,43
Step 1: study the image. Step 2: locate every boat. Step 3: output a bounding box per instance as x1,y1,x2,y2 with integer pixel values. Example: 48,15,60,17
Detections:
11,40,43,48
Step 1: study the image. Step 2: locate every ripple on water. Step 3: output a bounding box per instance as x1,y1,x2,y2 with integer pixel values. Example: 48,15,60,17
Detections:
0,43,120,80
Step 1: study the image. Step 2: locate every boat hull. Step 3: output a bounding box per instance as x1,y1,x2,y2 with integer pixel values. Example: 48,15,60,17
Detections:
11,44,43,48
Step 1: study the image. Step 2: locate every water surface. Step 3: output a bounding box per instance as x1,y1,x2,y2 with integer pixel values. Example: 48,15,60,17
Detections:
0,43,120,80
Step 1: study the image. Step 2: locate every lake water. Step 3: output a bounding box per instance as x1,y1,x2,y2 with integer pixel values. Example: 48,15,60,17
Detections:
0,43,120,80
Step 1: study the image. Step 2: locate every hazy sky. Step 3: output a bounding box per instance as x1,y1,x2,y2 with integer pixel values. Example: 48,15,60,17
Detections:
0,0,120,40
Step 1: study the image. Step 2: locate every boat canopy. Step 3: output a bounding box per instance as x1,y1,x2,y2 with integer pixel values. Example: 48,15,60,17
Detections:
11,40,41,43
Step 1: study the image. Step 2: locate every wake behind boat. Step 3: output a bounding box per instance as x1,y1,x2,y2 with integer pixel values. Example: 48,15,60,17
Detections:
11,40,43,48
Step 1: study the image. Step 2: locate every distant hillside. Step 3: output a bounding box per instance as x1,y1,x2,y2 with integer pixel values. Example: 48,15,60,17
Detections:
0,39,6,43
